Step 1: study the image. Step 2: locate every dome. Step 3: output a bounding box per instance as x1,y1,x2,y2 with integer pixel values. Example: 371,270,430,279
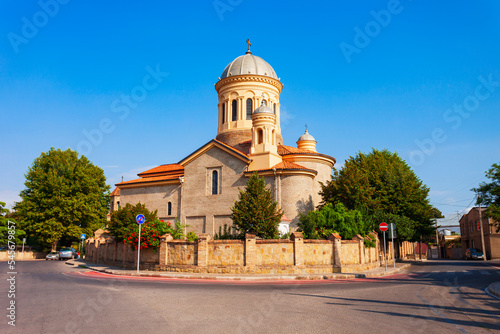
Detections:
298,130,316,142
253,104,274,114
220,51,278,80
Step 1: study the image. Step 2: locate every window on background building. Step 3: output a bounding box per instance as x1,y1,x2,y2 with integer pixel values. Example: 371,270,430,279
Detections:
212,170,218,195
262,99,267,106
222,103,225,124
246,98,253,120
273,103,276,114
232,100,237,121
167,202,172,216
470,223,473,233
117,201,120,210
477,221,480,231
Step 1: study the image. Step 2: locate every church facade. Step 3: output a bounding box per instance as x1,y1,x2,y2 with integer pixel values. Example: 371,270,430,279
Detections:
109,45,336,235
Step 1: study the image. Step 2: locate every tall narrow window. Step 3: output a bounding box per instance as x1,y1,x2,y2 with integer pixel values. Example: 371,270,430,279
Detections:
272,129,275,145
117,201,120,210
167,202,172,216
246,98,253,120
257,129,263,144
222,103,225,124
262,99,267,106
273,103,276,114
212,170,218,195
232,100,237,121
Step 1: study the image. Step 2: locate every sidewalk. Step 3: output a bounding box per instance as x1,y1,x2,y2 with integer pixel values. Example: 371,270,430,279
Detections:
486,281,500,300
66,259,412,281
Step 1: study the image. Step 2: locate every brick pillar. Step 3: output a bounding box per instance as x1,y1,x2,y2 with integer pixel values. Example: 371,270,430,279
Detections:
244,233,256,267
329,233,342,266
353,234,364,264
159,234,173,267
197,234,211,267
291,232,304,266
93,240,99,263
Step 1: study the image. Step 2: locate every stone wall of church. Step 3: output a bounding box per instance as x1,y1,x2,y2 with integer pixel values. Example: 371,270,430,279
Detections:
279,174,315,229
182,146,248,234
291,160,333,209
119,184,181,221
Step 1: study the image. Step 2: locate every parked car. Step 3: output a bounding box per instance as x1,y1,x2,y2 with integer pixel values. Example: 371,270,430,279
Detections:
45,251,59,260
58,247,78,260
465,248,484,260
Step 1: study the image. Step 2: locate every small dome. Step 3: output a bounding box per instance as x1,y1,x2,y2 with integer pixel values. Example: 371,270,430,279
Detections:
298,130,316,142
220,52,278,80
253,104,273,114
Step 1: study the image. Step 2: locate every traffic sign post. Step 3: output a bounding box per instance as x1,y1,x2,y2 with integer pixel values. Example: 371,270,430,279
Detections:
136,214,146,274
390,223,396,269
379,222,388,272
80,234,86,259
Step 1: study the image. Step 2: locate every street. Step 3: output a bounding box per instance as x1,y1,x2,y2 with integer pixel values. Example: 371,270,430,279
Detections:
1,260,499,333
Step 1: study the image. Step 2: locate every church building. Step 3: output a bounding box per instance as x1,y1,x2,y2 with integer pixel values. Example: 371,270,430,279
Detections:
109,43,336,235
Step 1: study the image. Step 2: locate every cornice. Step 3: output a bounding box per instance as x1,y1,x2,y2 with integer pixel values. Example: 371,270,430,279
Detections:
215,75,283,92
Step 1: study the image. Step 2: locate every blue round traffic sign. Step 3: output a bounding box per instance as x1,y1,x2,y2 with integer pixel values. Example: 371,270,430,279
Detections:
136,214,145,225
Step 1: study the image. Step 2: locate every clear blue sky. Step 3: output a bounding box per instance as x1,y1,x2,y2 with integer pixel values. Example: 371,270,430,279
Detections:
1,1,499,219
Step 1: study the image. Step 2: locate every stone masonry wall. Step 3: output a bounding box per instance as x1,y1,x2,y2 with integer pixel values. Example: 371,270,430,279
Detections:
87,232,387,274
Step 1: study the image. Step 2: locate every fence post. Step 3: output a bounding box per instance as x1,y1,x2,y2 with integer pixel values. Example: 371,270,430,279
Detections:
197,234,210,267
291,232,304,266
244,233,256,267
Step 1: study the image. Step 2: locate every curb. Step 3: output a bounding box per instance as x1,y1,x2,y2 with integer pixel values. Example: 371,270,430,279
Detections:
68,260,412,281
486,282,500,300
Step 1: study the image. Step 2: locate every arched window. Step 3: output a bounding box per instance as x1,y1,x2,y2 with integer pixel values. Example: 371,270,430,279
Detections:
262,99,267,106
273,103,276,114
232,100,237,121
222,103,225,124
117,201,120,210
246,98,253,120
212,170,218,195
257,129,263,144
167,202,172,216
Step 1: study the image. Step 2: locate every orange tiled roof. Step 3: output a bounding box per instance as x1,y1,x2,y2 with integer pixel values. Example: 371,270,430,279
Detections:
110,187,121,196
278,145,316,155
116,174,182,186
138,164,184,177
213,139,250,158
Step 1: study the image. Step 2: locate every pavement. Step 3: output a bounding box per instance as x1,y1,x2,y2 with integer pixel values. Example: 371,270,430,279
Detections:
66,258,414,281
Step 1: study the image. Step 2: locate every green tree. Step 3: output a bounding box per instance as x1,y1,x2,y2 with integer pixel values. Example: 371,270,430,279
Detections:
0,202,26,246
108,202,158,242
15,148,110,251
298,203,368,240
320,149,435,241
231,172,282,239
473,162,500,230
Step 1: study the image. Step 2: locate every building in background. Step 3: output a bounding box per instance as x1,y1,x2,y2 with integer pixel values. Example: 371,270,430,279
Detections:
460,207,500,260
109,44,335,235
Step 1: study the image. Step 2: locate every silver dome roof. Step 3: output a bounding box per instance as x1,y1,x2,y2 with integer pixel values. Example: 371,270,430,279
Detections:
253,104,274,114
221,52,278,80
298,130,316,142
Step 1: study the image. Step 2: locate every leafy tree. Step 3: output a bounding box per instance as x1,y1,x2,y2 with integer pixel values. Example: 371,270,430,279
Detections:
363,211,416,241
320,149,435,240
108,202,158,242
15,148,110,251
0,202,26,246
231,172,282,239
473,162,500,230
109,203,187,249
298,203,368,240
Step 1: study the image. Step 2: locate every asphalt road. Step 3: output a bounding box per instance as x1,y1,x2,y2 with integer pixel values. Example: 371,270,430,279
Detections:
0,260,499,334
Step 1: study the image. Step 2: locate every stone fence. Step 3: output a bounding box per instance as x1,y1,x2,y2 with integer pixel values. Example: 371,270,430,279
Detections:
85,230,404,274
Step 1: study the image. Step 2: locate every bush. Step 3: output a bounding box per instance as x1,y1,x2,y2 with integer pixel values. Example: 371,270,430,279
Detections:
186,231,198,242
298,203,368,240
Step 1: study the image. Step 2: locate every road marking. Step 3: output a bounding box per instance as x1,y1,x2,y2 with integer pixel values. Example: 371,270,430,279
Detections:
479,270,491,275
463,270,472,275
447,270,455,275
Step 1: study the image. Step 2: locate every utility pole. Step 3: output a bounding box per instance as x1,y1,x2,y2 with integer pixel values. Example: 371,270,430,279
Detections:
478,195,487,261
